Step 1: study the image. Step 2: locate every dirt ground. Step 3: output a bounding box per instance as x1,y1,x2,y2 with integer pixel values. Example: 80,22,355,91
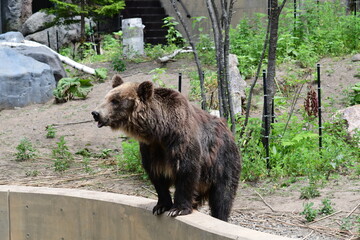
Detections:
0,57,359,239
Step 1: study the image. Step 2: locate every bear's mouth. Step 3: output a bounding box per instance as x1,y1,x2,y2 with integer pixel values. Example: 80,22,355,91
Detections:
97,121,107,128
91,111,108,128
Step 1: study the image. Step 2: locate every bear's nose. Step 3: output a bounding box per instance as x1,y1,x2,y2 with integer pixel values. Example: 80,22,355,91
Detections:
92,111,100,121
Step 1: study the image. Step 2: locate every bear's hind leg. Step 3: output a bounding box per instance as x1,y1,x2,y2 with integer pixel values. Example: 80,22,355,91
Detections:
208,182,235,221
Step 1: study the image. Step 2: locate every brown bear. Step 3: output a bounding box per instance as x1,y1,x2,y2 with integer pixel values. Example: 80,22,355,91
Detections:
92,74,241,221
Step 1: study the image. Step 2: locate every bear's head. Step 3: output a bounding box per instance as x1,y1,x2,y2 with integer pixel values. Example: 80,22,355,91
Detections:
92,74,154,130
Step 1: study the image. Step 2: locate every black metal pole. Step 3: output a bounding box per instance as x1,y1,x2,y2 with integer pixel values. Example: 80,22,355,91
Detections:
56,30,59,52
294,0,297,32
201,71,205,110
263,70,270,170
271,97,275,124
178,73,182,93
317,63,323,151
47,31,50,48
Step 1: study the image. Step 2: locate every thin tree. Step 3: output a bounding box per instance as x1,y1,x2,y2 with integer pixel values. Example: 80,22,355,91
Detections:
169,0,207,111
205,0,236,133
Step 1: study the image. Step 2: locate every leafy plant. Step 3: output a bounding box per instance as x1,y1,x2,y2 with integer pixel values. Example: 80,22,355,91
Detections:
150,68,167,87
162,16,185,47
349,82,360,105
301,202,318,222
53,77,93,103
116,139,147,179
300,184,321,199
95,68,108,80
15,138,36,161
46,125,56,139
112,57,126,72
319,198,334,215
52,136,73,172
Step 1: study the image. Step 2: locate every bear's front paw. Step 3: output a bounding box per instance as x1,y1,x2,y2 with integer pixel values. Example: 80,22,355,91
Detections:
153,203,172,216
167,206,192,217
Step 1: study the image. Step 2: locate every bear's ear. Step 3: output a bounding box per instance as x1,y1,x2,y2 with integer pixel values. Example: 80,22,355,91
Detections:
137,81,154,102
112,74,124,88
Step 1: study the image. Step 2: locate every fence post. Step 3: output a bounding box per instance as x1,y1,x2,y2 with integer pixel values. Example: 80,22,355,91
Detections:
178,73,182,93
47,31,50,48
263,70,270,170
317,63,323,152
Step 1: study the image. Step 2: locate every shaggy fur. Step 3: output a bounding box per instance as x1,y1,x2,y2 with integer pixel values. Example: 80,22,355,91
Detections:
92,74,241,221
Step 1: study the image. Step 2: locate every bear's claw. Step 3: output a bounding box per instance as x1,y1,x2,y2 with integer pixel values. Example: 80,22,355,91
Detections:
153,204,171,216
167,207,192,217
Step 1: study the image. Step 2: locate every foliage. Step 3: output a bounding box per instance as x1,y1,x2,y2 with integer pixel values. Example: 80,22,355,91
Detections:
45,0,125,38
349,82,360,105
46,125,56,139
319,198,334,215
52,136,73,172
15,138,36,161
116,139,147,179
301,202,318,222
95,68,108,80
229,1,360,78
53,77,93,103
112,57,126,72
300,184,320,199
237,113,360,181
162,16,185,47
150,68,167,87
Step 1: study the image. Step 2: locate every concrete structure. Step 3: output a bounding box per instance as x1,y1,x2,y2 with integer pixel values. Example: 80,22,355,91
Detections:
0,185,293,240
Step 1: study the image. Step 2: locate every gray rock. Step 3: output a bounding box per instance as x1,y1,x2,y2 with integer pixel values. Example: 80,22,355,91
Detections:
337,105,360,137
25,17,94,50
351,54,360,62
0,31,24,43
229,54,247,115
21,12,56,36
4,0,22,30
0,47,56,109
14,45,66,82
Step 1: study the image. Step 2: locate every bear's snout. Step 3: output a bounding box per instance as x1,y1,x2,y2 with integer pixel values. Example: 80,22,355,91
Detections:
92,111,107,128
92,111,100,121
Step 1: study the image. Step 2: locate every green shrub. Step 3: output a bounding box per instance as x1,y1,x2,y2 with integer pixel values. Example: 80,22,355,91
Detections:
52,136,73,172
15,138,36,161
53,77,93,103
301,202,318,222
116,139,147,179
46,125,56,139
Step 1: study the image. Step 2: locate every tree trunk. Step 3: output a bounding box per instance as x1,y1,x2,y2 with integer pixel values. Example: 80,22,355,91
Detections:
262,0,287,167
170,0,207,110
80,0,86,41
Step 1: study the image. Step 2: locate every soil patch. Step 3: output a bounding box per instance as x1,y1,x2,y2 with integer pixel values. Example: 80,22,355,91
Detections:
0,57,359,239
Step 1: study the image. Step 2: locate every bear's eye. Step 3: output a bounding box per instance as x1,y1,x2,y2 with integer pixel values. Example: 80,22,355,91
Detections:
111,99,120,105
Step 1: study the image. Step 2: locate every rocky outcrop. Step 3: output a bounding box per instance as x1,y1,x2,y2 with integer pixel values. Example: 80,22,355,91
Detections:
0,32,66,82
0,47,56,109
21,11,55,36
337,105,360,137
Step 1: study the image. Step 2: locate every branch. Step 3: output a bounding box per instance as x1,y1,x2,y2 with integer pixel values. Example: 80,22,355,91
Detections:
170,0,207,110
0,40,96,75
158,47,193,63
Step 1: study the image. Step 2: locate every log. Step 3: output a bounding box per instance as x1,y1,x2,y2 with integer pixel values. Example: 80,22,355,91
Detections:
158,47,193,63
0,40,96,75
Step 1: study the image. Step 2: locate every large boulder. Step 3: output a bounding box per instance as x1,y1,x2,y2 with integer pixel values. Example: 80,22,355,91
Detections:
3,0,31,31
21,12,56,36
14,45,67,82
0,32,67,82
0,47,56,109
24,15,94,50
0,31,24,43
337,105,360,137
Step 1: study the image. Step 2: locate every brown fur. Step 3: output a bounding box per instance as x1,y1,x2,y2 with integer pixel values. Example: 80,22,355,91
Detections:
92,74,241,221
